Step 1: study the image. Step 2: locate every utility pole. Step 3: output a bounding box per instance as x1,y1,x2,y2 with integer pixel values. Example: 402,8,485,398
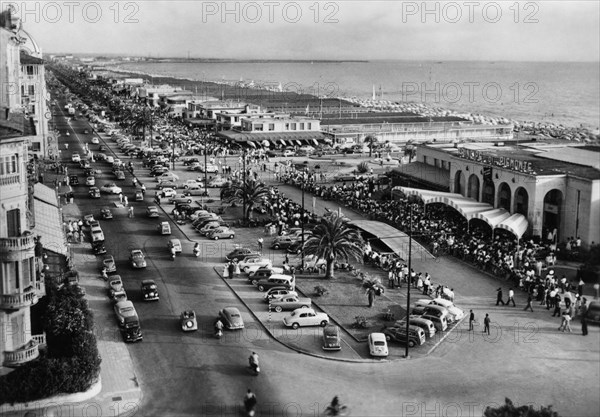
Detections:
405,204,413,359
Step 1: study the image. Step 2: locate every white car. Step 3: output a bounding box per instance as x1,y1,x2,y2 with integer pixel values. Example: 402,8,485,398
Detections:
100,183,122,194
239,257,273,273
428,298,465,321
247,265,284,277
161,187,177,198
202,164,219,174
368,332,389,357
208,177,229,187
282,150,295,157
85,176,95,186
412,299,463,323
183,179,202,189
283,308,329,329
91,137,99,144
71,152,81,162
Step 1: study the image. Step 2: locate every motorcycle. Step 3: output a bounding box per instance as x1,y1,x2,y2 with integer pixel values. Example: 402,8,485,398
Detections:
249,363,260,375
215,328,222,338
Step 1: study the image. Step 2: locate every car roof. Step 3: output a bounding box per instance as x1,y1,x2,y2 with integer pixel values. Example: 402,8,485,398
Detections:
369,332,387,342
141,279,156,285
116,300,134,308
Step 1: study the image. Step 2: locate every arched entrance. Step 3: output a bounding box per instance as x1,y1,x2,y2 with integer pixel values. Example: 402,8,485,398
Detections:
481,179,495,206
497,183,511,211
467,174,480,200
514,187,529,216
454,170,466,196
543,189,563,241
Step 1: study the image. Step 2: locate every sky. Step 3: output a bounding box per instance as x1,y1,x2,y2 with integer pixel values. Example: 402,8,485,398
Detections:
7,0,600,61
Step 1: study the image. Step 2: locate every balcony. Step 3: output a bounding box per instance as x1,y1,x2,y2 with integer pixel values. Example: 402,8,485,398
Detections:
3,340,40,367
0,288,38,310
32,333,46,349
0,235,36,253
0,174,21,187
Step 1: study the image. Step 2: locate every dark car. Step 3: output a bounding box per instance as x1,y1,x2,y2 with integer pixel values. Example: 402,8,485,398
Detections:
225,248,260,262
287,241,303,255
182,157,200,166
92,240,106,255
69,175,79,185
141,279,159,301
585,301,600,325
322,325,342,351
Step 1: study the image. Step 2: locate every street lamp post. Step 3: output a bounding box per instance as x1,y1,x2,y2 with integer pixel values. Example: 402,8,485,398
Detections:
301,168,306,263
405,204,413,359
203,131,208,194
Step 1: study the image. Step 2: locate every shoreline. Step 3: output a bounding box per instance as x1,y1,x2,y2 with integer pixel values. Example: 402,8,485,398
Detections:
104,66,600,143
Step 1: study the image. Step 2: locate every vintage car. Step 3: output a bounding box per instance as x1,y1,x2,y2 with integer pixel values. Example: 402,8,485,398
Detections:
158,221,172,235
239,257,272,273
146,206,159,218
71,152,81,162
89,187,101,198
108,275,125,298
100,183,122,194
114,300,138,327
218,307,244,330
103,255,116,273
368,332,389,357
134,190,144,201
270,295,312,312
69,175,79,185
382,325,426,348
283,308,329,329
263,287,298,303
207,227,235,240
114,170,126,180
91,240,106,255
248,267,285,284
271,235,298,250
129,249,147,268
225,248,259,262
141,279,159,301
100,207,113,219
322,325,342,351
168,194,193,205
83,214,96,226
168,238,182,253
180,310,198,332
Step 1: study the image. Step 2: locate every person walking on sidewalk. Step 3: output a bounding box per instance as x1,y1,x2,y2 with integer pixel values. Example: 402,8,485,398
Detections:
496,288,505,306
483,314,491,335
469,310,475,331
506,288,516,307
128,206,134,218
524,293,534,312
257,237,263,251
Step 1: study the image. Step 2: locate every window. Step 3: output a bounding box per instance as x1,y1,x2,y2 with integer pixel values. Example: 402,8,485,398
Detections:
268,123,275,131
300,123,304,130
31,142,41,152
423,156,428,165
308,123,312,130
254,124,263,131
7,209,20,236
285,123,290,130
26,65,34,76
28,85,35,96
291,123,296,131
0,154,19,175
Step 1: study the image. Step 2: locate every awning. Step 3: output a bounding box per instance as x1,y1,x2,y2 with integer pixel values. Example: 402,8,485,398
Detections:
33,196,67,256
312,139,319,146
473,208,511,228
248,141,256,148
280,139,287,146
295,140,302,146
497,214,529,239
350,220,434,261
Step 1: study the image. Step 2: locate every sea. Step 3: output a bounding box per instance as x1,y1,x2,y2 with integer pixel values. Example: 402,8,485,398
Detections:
114,60,599,130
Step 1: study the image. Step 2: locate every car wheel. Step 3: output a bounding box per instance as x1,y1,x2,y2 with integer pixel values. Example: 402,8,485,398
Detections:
291,323,299,330
273,244,280,249
408,340,416,348
258,285,265,292
320,320,328,327
251,279,258,285
229,235,234,239
274,306,283,313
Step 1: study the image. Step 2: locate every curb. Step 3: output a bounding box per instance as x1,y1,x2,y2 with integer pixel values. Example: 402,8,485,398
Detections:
0,377,102,414
213,267,384,363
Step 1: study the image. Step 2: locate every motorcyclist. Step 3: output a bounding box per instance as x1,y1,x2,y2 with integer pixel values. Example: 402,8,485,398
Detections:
328,396,341,415
244,389,257,416
214,319,224,335
249,352,259,371
170,246,177,260
193,242,201,257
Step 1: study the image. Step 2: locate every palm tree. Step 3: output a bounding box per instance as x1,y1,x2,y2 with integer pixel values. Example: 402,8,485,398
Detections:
126,107,154,144
303,213,364,279
364,135,378,157
220,178,269,221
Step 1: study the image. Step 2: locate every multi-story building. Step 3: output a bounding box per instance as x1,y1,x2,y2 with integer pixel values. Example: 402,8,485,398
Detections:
1,8,46,372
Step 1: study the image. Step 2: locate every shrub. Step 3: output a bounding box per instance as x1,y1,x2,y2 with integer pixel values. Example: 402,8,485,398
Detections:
356,162,369,174
314,285,329,296
484,398,561,417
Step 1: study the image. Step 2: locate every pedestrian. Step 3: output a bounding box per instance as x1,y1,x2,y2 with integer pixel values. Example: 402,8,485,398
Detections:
423,273,431,295
581,316,588,336
524,293,534,312
552,293,562,317
506,288,516,307
119,192,123,203
141,184,146,195
367,287,375,308
483,313,491,335
228,262,235,279
496,288,505,305
388,269,395,289
469,310,475,331
559,311,572,332
257,237,263,251
128,206,134,218
123,196,128,207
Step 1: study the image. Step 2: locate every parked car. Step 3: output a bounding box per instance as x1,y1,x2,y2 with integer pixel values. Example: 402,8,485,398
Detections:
180,310,198,331
248,267,285,283
168,238,182,253
83,214,95,226
255,274,294,292
89,187,101,198
282,149,295,157
383,325,426,348
333,173,357,182
283,308,329,329
218,307,244,329
225,248,260,261
71,152,81,162
207,227,235,240
157,181,178,190
150,166,169,176
198,221,227,236
263,287,299,303
92,240,106,255
141,279,159,301
103,255,116,273
100,207,113,219
398,316,437,338
169,194,193,205
201,163,219,173
368,332,389,357
129,249,147,268
208,177,230,187
584,300,600,325
182,157,200,166
107,275,125,298
322,325,342,351
270,295,312,312
187,162,201,171
100,183,122,194
90,222,104,242
85,176,95,186
183,186,208,196
428,298,465,321
158,221,172,235
239,257,272,273
114,170,126,180
157,172,179,183
134,190,144,201
271,235,298,250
